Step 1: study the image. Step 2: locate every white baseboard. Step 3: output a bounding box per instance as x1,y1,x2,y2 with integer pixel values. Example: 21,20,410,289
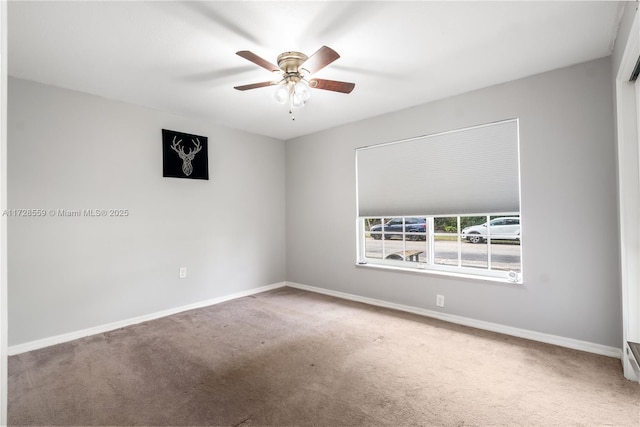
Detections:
286,281,622,359
8,282,287,355
10,280,621,360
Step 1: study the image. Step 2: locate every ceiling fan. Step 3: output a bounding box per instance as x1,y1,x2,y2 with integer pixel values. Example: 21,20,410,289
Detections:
234,46,355,120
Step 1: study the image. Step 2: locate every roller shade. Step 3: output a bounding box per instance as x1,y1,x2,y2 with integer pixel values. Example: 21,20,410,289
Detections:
356,119,520,217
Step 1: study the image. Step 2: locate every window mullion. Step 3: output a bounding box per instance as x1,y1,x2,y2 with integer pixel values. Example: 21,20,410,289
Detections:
486,215,493,270
428,217,435,264
381,217,387,259
457,216,462,268
402,217,407,255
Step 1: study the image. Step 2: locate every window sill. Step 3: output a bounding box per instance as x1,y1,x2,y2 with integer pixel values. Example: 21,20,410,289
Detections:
355,261,523,285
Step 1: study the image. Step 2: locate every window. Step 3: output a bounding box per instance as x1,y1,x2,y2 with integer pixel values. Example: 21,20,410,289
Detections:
356,120,521,282
359,215,521,280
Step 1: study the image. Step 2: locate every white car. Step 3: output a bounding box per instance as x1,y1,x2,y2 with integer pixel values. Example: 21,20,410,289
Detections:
461,217,521,243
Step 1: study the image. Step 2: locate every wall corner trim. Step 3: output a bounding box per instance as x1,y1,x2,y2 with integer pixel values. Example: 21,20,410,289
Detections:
8,282,287,355
285,282,622,359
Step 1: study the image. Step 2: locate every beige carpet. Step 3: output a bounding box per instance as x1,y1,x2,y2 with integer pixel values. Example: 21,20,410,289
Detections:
8,287,640,426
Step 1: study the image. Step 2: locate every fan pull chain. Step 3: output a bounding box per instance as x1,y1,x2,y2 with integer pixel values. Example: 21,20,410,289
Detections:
289,94,295,121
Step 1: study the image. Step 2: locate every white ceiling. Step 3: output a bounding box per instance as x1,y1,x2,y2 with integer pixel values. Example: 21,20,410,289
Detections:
8,1,625,141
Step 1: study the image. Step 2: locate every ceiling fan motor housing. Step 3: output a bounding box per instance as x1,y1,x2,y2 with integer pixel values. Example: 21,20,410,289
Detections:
277,51,309,75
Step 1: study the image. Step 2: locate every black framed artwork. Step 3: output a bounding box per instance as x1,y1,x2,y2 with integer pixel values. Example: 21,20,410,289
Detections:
162,129,209,180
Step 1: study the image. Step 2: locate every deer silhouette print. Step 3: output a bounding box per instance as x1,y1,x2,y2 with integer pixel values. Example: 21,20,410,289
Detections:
170,136,203,176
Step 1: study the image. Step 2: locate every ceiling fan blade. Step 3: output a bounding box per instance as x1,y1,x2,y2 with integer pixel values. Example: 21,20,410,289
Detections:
300,46,340,74
236,51,280,72
234,81,277,91
309,78,355,94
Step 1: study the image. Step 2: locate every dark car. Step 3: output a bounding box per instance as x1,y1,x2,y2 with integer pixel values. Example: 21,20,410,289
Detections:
370,217,427,240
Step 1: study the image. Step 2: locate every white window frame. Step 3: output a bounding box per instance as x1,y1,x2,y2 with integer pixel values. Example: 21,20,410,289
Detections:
357,214,522,283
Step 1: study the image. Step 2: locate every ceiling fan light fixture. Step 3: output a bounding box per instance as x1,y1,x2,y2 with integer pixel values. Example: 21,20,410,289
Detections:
290,97,304,109
273,78,311,108
273,80,289,104
294,80,311,103
290,92,306,109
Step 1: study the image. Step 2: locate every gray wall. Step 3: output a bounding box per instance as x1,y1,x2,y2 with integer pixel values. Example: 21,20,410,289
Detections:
286,57,621,348
8,77,286,346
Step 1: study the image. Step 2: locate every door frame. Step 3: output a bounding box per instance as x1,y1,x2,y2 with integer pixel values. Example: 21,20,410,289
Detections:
616,8,640,382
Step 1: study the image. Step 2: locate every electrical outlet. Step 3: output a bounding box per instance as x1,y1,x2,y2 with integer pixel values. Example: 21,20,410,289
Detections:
179,267,187,279
436,294,445,307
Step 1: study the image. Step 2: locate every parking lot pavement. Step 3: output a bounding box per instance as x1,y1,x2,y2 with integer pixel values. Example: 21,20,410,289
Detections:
364,237,521,271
